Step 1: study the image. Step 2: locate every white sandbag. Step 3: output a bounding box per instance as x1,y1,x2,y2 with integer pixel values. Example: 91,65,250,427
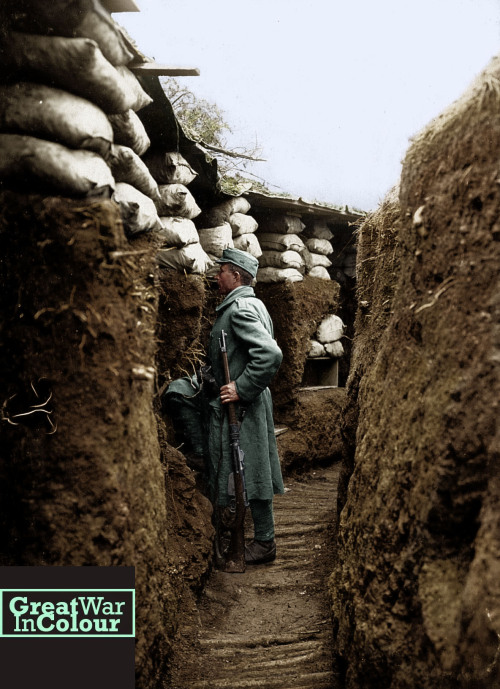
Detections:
233,233,262,258
157,242,213,274
259,250,305,271
308,340,326,357
158,184,201,219
74,1,134,66
115,66,153,112
256,267,303,283
107,110,150,156
198,224,234,257
305,219,334,241
107,144,157,195
308,266,331,280
0,82,113,158
258,214,305,235
113,182,162,235
230,213,258,236
200,197,251,227
318,227,334,241
107,144,161,206
306,237,333,256
157,217,199,247
257,232,305,254
324,341,345,358
205,256,221,277
0,134,114,196
303,248,332,270
4,33,139,114
143,151,198,185
316,314,345,343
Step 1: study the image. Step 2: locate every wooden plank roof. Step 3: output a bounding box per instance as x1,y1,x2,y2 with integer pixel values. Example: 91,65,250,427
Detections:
243,191,363,224
130,63,200,77
102,0,140,12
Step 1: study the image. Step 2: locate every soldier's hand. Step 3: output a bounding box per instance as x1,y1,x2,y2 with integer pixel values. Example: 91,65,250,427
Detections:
220,381,240,404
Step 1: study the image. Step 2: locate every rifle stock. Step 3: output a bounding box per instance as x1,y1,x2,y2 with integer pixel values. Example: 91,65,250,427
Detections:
219,329,248,573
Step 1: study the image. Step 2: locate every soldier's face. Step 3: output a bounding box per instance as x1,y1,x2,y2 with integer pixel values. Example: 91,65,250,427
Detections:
217,264,239,295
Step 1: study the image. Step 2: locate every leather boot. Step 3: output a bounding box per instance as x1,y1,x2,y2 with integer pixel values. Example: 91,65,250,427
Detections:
245,539,276,564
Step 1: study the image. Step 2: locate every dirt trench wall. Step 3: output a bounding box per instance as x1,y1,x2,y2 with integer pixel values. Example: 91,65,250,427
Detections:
255,278,341,413
330,56,500,688
277,387,346,473
0,193,177,688
337,188,401,511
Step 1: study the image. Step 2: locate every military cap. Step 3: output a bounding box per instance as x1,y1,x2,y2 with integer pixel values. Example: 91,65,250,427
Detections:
215,247,259,278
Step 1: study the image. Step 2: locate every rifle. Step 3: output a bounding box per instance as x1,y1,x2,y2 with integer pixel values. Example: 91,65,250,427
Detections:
218,329,248,573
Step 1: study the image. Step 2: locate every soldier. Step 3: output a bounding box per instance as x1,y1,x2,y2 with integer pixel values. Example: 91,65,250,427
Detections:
210,248,284,565
164,248,284,565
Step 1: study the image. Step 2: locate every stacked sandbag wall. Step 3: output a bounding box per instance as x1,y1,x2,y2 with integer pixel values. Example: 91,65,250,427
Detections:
308,314,346,362
0,1,216,277
256,213,307,283
0,2,155,209
330,55,500,689
194,195,261,266
302,217,335,280
145,150,214,274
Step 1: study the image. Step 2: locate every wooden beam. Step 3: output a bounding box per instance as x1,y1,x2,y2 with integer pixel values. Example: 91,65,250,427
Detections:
129,63,200,77
102,0,140,12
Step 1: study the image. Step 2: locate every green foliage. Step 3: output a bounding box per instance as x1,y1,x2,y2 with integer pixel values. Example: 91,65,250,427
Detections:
161,77,232,147
160,77,265,186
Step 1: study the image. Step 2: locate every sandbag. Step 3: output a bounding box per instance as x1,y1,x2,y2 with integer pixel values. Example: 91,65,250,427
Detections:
158,217,199,247
156,242,213,274
10,0,134,67
0,82,113,158
305,237,333,256
199,197,251,227
324,341,344,358
198,224,234,257
0,133,114,197
233,233,262,258
308,266,331,280
107,110,150,156
113,182,162,235
258,214,305,235
308,340,326,358
3,33,139,114
143,151,198,185
229,212,258,236
316,314,345,343
115,66,153,112
158,184,201,219
74,1,134,66
304,219,334,241
107,144,161,206
256,267,303,283
259,250,305,271
303,247,332,270
257,232,305,254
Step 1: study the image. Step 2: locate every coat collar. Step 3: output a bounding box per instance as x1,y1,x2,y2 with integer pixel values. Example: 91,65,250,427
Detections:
216,285,255,312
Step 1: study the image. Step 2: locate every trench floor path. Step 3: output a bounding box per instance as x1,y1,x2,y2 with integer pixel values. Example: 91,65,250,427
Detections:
170,463,341,689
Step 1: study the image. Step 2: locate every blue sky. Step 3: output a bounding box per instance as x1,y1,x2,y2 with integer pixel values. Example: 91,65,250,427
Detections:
118,0,499,210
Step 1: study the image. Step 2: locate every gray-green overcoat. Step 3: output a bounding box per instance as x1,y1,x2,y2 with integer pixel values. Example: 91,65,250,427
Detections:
208,285,284,505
